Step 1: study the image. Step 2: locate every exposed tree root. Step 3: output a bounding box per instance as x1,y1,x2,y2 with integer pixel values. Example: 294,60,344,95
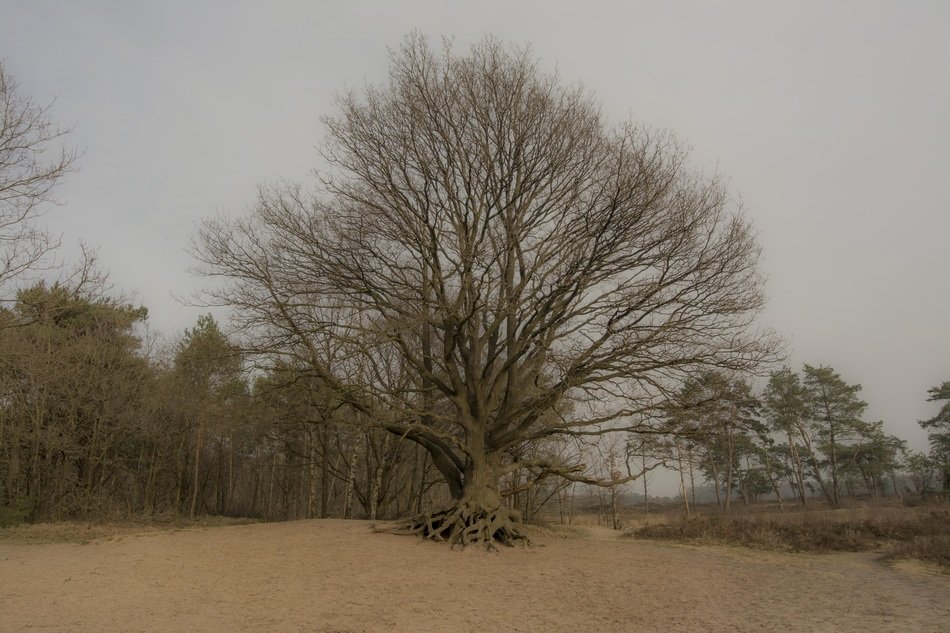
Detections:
374,501,529,551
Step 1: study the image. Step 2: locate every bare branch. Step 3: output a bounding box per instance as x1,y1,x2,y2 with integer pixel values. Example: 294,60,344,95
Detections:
0,61,77,294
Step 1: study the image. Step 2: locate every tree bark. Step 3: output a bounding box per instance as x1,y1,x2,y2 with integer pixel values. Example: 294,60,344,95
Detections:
786,431,807,506
380,450,527,549
189,423,203,519
342,433,362,520
306,425,317,519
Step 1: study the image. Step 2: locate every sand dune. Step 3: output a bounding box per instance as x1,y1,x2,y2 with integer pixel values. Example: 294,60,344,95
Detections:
1,519,947,632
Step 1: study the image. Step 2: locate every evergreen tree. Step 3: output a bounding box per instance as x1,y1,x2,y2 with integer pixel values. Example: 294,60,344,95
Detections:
920,382,950,491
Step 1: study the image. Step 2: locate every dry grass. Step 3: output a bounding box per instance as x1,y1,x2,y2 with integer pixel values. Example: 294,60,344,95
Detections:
882,534,950,569
626,502,950,569
526,521,590,539
0,515,257,545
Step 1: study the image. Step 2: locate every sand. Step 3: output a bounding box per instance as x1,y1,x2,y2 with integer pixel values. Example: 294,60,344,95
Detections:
1,519,947,632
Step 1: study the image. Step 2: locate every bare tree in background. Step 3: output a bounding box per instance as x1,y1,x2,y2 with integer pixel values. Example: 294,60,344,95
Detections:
0,61,75,301
194,35,778,547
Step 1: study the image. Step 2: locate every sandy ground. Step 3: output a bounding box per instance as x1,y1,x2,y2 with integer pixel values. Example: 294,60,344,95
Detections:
1,519,948,633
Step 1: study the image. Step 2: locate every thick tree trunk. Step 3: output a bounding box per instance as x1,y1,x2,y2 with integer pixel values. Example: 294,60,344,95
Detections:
379,453,527,549
609,485,621,530
809,458,835,507
413,448,429,515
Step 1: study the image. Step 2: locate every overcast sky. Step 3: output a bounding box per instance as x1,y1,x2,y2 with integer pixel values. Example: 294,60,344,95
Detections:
2,1,947,456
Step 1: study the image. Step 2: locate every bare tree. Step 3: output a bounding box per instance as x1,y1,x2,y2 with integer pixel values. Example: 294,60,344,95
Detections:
194,35,778,547
0,61,75,300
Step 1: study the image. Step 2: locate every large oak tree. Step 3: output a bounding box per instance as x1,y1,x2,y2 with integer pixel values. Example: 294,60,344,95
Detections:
195,35,777,546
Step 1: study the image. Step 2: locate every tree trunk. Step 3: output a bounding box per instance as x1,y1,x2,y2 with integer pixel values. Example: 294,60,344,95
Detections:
762,451,784,511
413,448,429,515
568,482,577,525
320,425,330,518
305,425,316,519
189,423,203,519
342,434,362,520
687,451,697,509
368,433,386,521
381,451,527,549
889,469,902,500
797,423,834,506
786,431,807,506
808,454,835,506
265,452,278,521
828,424,840,506
610,484,621,530
143,443,159,515
227,431,235,515
723,435,734,513
711,467,723,509
676,442,690,518
642,447,649,514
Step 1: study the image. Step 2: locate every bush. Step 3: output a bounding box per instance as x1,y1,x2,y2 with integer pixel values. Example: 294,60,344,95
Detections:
883,534,950,568
0,499,35,528
628,506,950,566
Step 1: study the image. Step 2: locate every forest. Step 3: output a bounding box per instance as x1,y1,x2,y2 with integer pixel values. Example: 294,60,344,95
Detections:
1,287,946,529
0,39,948,540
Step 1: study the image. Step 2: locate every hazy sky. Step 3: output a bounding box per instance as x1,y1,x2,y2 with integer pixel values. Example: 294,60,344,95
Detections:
2,1,947,455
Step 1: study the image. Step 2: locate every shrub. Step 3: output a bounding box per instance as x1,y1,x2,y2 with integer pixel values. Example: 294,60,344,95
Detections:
628,506,950,567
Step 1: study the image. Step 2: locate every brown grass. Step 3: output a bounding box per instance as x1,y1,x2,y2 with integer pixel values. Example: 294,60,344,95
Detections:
0,515,257,545
882,534,950,569
626,502,950,569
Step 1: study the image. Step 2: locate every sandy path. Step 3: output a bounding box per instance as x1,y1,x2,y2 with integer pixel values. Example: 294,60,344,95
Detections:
1,519,947,632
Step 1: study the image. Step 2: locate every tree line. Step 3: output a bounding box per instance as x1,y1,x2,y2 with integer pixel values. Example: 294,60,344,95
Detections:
0,284,453,524
646,367,948,518
0,281,945,526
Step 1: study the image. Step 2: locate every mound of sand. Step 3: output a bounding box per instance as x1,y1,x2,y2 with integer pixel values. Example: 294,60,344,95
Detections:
1,519,947,632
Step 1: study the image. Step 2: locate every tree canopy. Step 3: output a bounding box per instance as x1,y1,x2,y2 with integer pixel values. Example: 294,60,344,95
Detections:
0,61,75,297
195,35,778,546
921,382,950,490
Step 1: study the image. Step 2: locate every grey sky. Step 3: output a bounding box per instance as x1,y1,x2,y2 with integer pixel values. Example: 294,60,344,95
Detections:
2,1,947,456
